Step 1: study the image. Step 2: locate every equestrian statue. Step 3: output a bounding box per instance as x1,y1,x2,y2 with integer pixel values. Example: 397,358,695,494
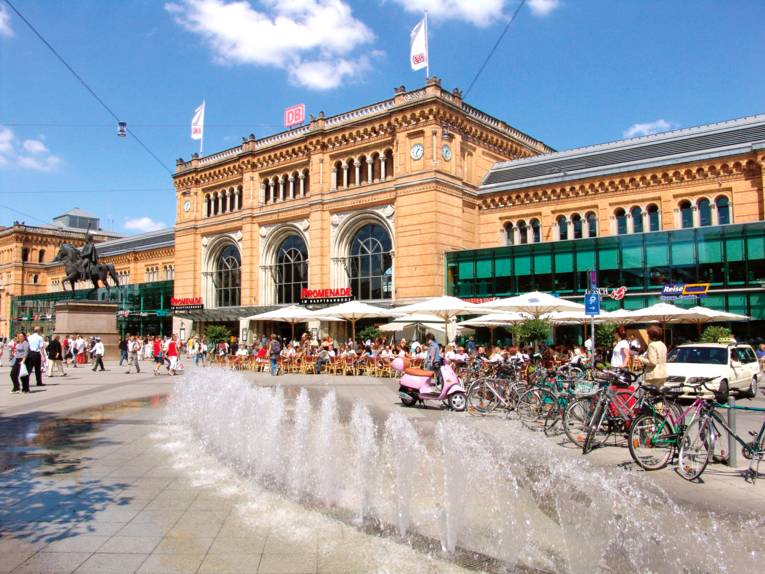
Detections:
53,229,120,294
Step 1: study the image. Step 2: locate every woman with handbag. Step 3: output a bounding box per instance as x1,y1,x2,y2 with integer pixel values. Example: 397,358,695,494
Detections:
638,325,667,387
10,332,31,394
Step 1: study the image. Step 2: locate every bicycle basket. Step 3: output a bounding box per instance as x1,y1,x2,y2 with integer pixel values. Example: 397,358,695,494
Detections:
574,381,597,396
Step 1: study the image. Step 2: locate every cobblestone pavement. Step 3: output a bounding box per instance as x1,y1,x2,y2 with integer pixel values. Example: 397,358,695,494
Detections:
0,361,763,573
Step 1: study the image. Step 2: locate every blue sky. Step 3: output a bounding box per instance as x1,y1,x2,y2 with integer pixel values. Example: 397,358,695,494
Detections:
1,0,764,234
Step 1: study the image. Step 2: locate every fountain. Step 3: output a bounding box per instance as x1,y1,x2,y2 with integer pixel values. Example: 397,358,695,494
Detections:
165,369,764,573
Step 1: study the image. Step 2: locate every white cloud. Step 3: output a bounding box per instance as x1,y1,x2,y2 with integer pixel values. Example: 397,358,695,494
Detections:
166,0,375,90
623,119,678,139
124,217,168,233
0,125,62,172
527,0,561,17
0,5,13,38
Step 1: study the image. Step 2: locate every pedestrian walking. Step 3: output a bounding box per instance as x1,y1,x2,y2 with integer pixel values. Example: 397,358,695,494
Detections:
92,337,106,371
26,326,45,387
638,326,667,387
10,332,30,394
46,334,66,377
268,334,281,376
199,338,207,367
118,336,128,366
125,336,141,374
152,336,163,375
166,335,179,375
75,335,86,366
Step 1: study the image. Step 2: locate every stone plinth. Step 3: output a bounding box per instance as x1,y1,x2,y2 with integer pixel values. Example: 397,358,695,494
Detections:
54,301,120,358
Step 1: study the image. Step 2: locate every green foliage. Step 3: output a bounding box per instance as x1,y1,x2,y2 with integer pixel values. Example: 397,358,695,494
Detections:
595,322,618,351
700,325,732,343
358,325,381,342
204,325,231,347
512,318,552,345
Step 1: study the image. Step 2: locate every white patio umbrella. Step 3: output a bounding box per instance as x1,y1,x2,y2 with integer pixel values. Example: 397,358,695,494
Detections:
479,291,584,316
621,302,705,324
393,296,483,343
684,306,749,337
602,308,642,325
541,310,614,325
311,300,400,340
245,305,342,340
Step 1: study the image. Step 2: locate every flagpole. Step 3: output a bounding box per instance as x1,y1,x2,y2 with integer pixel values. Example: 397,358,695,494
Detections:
200,100,205,156
424,11,429,79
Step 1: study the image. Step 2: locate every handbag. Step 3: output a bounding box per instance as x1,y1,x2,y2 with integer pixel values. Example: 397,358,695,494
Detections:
19,362,29,378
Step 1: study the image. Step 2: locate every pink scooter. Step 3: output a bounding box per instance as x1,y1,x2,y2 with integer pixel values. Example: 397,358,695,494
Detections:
392,357,467,411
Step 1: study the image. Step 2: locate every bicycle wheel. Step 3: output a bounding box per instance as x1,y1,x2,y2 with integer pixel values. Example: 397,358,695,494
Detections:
543,403,565,437
628,413,675,471
563,396,606,448
467,379,500,415
677,417,712,481
516,388,556,432
583,398,609,454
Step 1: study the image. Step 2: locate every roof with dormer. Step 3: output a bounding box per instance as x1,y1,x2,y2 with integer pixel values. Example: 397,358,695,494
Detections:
480,113,765,193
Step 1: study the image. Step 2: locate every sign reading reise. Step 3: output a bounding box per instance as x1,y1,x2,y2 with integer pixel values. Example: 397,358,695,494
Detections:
170,297,204,311
300,288,352,305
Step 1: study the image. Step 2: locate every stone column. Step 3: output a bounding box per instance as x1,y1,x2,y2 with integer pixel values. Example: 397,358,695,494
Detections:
583,217,590,238
673,208,680,228
566,218,573,240
513,226,521,245
711,203,719,226
289,175,295,200
380,153,387,181
279,177,285,202
366,157,373,183
642,210,649,231
354,160,361,186
626,212,634,234
342,161,349,189
331,167,337,191
692,205,700,227
299,173,306,197
205,195,210,217
270,180,277,203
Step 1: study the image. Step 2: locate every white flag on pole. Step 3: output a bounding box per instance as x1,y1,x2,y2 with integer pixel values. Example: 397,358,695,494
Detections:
191,101,205,141
410,16,428,72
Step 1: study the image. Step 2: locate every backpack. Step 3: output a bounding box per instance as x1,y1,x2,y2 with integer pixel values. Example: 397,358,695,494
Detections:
270,340,281,355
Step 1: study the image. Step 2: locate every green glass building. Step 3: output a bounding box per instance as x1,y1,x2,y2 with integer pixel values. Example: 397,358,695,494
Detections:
446,222,765,338
10,281,174,338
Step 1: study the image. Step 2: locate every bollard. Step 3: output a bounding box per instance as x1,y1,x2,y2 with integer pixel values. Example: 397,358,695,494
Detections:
727,396,738,467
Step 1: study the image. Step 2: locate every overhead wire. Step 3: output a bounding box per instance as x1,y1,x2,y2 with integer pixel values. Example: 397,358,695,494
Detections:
3,0,173,174
464,0,527,98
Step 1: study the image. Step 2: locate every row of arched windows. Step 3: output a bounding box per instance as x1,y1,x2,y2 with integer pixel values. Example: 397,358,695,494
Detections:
677,196,731,229
331,149,394,191
145,266,159,282
261,168,310,205
556,212,600,241
20,248,45,263
205,186,243,218
503,219,542,245
611,204,661,235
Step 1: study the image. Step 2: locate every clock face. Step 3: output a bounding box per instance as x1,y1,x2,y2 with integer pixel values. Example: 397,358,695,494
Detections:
442,144,452,161
410,143,424,160
183,200,191,213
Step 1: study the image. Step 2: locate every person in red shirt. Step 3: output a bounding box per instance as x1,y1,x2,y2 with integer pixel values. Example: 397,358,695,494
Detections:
166,335,179,375
152,336,164,376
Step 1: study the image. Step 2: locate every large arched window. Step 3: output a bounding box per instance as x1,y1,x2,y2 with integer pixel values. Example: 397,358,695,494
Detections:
517,220,528,245
214,244,241,307
698,198,712,227
679,200,693,228
716,196,730,225
557,216,568,241
614,208,627,235
504,222,514,246
348,223,392,300
586,212,598,238
275,235,308,304
631,206,643,233
571,213,583,239
530,219,541,243
647,204,660,231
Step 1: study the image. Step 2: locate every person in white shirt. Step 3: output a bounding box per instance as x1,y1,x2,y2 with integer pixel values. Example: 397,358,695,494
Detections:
489,346,505,363
26,327,45,386
125,336,142,374
610,327,631,369
91,337,106,371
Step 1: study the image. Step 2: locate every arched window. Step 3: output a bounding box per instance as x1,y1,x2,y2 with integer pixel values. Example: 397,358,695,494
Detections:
571,213,583,239
698,198,712,227
631,206,643,233
517,220,529,244
503,222,514,246
614,208,627,235
275,235,308,304
557,216,568,241
530,218,541,243
679,200,693,228
38,249,46,263
716,196,730,225
348,223,392,300
21,248,29,262
586,212,598,237
647,204,660,231
214,244,241,307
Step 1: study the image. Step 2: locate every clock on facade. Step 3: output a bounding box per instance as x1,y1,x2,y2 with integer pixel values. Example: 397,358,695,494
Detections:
442,144,452,161
183,200,191,212
410,143,424,160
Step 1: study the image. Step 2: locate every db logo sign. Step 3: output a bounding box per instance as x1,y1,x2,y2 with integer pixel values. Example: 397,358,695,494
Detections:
284,103,305,128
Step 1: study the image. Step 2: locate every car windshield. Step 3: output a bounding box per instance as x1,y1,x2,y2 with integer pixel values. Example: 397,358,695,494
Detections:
667,346,728,365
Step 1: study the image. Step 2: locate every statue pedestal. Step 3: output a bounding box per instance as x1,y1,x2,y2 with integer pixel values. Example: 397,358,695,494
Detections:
54,301,120,359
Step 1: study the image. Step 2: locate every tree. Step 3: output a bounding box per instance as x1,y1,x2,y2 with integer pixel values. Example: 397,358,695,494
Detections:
204,325,231,347
358,325,381,342
512,318,552,347
700,325,732,343
595,321,618,352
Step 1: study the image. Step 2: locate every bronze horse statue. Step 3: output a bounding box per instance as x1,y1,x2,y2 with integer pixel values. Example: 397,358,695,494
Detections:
53,243,120,294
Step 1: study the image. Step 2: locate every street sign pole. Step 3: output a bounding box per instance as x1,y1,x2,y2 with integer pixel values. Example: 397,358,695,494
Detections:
587,269,599,373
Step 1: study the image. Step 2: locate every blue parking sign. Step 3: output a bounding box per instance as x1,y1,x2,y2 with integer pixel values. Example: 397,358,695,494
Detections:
585,293,601,316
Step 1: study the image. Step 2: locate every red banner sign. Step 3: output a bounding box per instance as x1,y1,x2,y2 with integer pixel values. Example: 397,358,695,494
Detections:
284,103,305,128
301,287,351,305
170,297,204,311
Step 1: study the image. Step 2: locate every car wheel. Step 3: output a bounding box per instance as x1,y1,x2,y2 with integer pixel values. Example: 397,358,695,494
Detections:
741,376,758,399
715,379,729,403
